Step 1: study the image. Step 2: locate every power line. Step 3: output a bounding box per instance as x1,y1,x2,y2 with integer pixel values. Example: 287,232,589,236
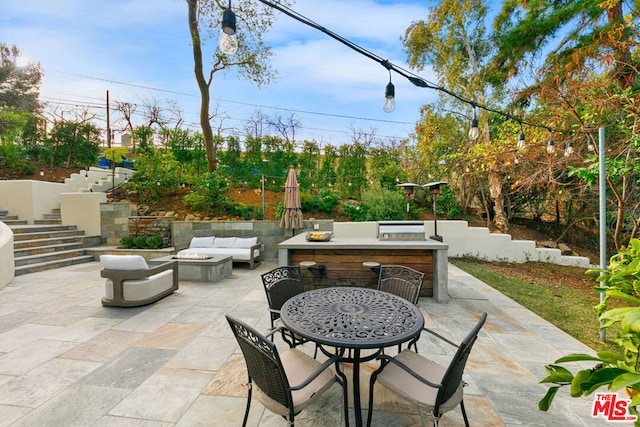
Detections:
54,71,416,126
255,0,550,132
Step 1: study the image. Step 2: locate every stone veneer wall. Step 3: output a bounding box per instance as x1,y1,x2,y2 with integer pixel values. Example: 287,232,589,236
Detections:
171,220,333,261
99,202,334,261
129,216,172,248
100,202,138,245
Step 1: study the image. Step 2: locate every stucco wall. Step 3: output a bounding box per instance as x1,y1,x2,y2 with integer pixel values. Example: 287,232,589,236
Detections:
60,192,106,236
0,221,14,289
0,180,67,223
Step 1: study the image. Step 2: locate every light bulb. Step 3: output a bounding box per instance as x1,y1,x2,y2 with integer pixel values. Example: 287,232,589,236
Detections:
219,7,238,55
468,118,479,141
546,139,555,154
564,141,574,157
219,29,238,55
516,132,526,150
383,82,395,113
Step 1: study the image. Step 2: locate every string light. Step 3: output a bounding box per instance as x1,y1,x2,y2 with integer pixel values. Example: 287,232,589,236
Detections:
468,105,479,141
546,138,555,154
564,141,574,157
517,123,526,150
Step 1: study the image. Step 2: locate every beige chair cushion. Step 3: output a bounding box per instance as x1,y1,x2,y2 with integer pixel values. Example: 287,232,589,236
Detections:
254,348,335,416
376,349,463,413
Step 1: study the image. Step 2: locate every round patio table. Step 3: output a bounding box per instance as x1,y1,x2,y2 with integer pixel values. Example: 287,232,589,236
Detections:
280,286,424,427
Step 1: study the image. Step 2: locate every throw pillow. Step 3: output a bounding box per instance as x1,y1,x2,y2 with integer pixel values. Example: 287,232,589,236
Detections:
189,236,215,248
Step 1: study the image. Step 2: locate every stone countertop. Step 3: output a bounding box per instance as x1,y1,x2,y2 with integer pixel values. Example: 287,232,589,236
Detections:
278,233,449,250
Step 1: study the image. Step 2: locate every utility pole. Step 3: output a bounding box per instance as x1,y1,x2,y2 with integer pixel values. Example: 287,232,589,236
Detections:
106,90,111,148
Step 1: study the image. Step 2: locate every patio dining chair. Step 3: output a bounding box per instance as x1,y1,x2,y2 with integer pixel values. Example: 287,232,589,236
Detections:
367,313,487,427
377,265,424,305
226,315,349,427
261,266,308,348
378,265,424,352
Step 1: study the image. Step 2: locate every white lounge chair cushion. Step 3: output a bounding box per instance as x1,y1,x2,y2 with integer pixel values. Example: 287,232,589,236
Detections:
104,270,175,301
253,348,335,416
376,349,463,412
190,236,215,248
100,255,148,270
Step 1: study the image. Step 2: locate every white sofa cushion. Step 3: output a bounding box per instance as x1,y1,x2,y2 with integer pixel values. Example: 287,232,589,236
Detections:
100,255,148,270
235,237,257,248
190,236,215,248
105,270,174,301
177,247,259,261
213,237,236,248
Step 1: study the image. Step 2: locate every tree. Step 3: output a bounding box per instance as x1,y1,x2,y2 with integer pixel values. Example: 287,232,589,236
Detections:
403,0,510,230
492,0,638,90
493,1,640,249
0,44,42,113
47,120,102,168
186,0,285,173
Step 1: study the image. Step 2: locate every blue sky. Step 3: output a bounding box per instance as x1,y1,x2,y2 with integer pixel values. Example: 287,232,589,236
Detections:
2,0,442,145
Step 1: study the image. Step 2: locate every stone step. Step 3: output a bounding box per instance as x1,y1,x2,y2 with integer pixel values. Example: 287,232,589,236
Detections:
13,242,85,258
14,255,95,276
14,248,90,266
9,224,78,234
12,229,85,242
1,219,27,225
34,219,63,225
13,236,84,249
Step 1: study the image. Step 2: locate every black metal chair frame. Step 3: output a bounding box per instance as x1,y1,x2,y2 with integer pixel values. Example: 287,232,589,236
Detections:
377,265,424,306
261,266,307,347
367,313,487,427
226,315,349,427
378,265,425,352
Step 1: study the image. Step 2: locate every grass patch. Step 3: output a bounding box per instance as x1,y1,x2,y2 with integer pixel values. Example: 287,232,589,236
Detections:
451,258,621,353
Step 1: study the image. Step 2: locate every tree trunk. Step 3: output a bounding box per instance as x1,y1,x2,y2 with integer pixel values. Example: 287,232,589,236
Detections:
188,0,217,172
488,162,508,232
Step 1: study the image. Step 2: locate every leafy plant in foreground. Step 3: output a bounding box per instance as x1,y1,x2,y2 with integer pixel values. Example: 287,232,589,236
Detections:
539,239,640,424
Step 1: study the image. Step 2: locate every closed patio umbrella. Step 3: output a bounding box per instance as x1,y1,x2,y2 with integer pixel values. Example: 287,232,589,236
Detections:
280,166,303,234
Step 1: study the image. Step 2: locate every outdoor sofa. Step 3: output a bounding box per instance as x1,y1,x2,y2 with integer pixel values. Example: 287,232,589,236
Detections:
175,236,262,269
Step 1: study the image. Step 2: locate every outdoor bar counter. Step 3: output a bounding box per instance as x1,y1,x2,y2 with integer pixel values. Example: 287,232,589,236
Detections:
278,233,449,302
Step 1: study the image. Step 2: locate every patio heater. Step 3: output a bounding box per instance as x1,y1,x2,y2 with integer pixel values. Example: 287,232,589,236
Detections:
396,183,420,220
423,181,448,242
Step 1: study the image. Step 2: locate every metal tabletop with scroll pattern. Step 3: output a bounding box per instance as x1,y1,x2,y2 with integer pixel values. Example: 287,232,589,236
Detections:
280,287,424,349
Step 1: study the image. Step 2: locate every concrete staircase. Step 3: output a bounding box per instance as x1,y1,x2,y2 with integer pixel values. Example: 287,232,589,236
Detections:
0,210,27,225
3,209,97,276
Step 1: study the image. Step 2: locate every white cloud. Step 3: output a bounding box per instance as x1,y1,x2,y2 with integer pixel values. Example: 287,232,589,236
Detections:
2,0,436,142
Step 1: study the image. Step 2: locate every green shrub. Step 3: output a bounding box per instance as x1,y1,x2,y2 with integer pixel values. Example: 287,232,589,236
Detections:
539,239,640,422
183,172,229,214
363,186,406,220
435,185,462,218
120,236,135,249
227,203,259,220
342,200,368,222
119,235,164,249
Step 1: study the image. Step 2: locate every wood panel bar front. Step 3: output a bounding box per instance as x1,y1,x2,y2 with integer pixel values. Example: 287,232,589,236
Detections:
278,234,449,302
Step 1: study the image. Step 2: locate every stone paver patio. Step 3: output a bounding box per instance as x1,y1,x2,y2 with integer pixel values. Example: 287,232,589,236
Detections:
0,261,628,426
